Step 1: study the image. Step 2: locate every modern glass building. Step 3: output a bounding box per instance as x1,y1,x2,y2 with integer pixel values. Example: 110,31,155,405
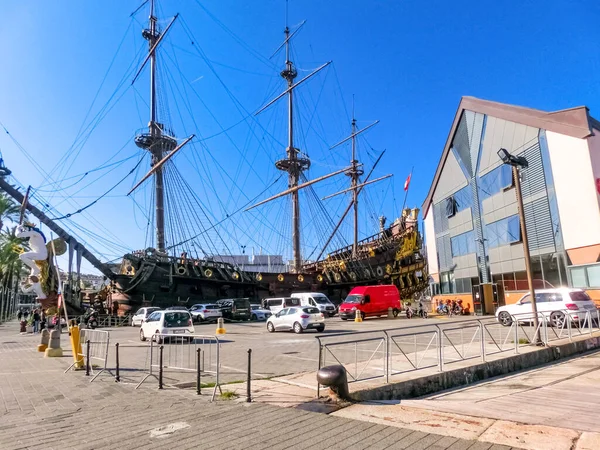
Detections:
422,97,600,306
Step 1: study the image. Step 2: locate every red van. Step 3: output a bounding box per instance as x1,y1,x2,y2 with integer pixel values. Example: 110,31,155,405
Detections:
339,285,401,320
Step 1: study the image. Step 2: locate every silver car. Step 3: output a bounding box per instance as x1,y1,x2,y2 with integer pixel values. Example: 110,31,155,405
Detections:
250,304,272,321
266,307,325,334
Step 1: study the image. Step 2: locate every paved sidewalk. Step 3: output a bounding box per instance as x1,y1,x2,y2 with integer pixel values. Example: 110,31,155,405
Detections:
0,322,509,450
333,351,600,450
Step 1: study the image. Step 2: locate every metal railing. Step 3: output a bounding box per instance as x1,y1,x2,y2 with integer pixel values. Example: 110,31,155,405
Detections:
315,308,600,393
136,333,222,401
65,329,110,382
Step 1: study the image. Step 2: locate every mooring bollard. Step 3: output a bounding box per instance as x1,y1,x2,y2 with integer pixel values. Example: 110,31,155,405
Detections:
44,329,63,358
354,309,363,323
216,317,226,335
158,345,164,390
85,340,91,376
115,343,120,382
247,348,252,403
317,365,351,402
37,329,50,352
196,348,202,395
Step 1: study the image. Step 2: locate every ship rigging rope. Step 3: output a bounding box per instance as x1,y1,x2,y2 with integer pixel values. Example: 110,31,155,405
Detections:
158,45,288,249
34,152,138,191
165,174,283,251
49,156,145,221
48,25,146,187
0,122,130,249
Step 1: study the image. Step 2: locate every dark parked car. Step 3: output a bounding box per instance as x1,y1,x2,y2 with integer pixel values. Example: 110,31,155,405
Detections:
216,298,252,321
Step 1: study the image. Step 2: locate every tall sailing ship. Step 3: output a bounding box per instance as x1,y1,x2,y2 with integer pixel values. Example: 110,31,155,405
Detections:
0,1,428,314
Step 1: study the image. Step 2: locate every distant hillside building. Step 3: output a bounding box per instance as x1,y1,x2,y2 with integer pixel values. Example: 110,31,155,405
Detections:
210,254,289,273
422,96,600,309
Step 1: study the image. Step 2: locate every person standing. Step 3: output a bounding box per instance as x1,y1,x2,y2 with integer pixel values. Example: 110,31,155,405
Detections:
17,309,22,321
32,309,41,333
23,309,29,321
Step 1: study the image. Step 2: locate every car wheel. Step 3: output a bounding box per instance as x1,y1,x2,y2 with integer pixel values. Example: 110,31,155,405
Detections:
498,312,513,327
140,328,146,342
551,311,566,328
392,308,399,318
316,325,325,333
360,312,366,321
251,314,257,321
293,322,303,334
155,332,162,345
267,322,275,333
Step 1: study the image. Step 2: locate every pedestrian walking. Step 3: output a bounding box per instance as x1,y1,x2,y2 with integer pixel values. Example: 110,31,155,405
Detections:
17,309,22,321
32,309,41,333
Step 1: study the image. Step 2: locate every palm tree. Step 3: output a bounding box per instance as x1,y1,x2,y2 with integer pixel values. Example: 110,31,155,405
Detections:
0,227,27,286
0,193,20,230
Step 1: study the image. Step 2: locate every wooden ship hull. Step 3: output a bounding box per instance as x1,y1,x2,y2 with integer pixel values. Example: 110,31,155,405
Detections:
110,208,427,313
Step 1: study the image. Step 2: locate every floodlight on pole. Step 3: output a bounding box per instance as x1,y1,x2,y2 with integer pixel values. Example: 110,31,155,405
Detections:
497,148,540,344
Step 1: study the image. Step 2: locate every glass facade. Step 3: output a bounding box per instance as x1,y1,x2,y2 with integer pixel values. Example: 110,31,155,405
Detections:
446,185,473,218
570,263,600,288
485,215,521,248
430,113,576,298
450,231,477,257
479,164,514,200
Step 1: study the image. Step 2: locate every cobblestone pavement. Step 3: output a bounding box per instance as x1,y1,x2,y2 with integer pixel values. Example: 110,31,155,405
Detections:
0,322,520,450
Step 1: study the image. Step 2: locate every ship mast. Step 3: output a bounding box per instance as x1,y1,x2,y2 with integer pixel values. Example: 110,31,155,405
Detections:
277,26,310,272
348,101,364,256
133,0,178,254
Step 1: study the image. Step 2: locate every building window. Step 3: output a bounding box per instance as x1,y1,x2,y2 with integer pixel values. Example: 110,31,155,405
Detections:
450,231,477,257
445,185,472,218
446,197,457,218
570,263,600,288
486,215,521,249
454,277,473,294
479,164,514,200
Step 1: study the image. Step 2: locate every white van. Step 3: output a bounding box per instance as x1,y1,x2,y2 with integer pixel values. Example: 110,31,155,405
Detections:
291,292,337,317
262,297,301,315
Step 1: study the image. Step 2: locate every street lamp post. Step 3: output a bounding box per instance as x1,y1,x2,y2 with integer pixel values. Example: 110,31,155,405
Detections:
497,148,540,344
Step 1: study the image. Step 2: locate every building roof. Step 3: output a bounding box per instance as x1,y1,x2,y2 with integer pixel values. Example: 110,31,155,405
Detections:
422,96,598,218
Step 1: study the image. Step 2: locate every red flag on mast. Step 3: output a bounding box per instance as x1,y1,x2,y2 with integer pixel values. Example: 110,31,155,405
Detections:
404,173,411,191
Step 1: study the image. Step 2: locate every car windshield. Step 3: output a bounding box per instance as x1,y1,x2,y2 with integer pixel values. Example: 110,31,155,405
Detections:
167,307,187,311
163,312,190,327
251,305,261,310
302,307,320,314
313,296,330,304
570,291,592,301
344,294,363,304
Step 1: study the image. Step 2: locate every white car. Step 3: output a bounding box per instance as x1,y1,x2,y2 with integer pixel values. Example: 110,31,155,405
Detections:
131,307,161,326
189,304,222,323
495,288,598,327
139,310,195,343
250,304,272,321
266,307,325,334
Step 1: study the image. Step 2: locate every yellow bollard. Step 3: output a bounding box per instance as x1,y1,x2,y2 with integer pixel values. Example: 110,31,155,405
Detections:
216,317,226,335
354,309,363,323
37,329,50,352
69,323,84,369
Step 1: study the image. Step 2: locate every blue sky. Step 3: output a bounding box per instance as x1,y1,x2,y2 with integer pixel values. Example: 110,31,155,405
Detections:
1,0,599,273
